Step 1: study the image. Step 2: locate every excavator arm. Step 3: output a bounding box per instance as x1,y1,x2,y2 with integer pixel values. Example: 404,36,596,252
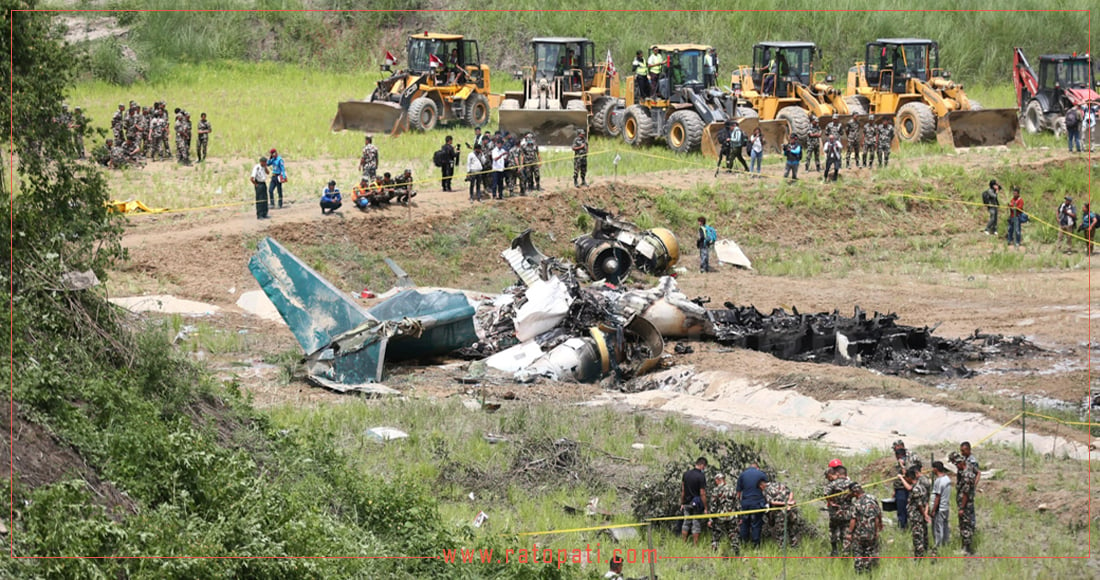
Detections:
1013,47,1039,109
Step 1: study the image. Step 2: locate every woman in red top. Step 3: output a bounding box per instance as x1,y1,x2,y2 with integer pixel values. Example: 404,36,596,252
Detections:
1006,186,1024,249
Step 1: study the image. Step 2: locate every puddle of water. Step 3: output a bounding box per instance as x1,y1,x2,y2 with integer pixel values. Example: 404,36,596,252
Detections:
591,369,1090,460
110,295,221,316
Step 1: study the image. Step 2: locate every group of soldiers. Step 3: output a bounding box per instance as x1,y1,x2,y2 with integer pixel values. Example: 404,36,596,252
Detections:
99,100,211,169
470,127,547,198
821,112,896,170
705,469,808,556
54,104,88,159
350,169,417,209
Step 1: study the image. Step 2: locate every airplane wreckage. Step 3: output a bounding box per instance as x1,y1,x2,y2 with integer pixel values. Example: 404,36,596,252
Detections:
248,206,1036,390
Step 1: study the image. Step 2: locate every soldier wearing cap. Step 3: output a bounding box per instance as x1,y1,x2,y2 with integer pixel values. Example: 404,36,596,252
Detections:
359,135,379,182
111,104,125,143
825,464,853,556
393,168,416,205
708,472,740,555
949,451,978,555
572,129,588,187
804,113,821,172
847,482,882,574
876,116,894,167
862,114,878,168
196,113,212,162
845,113,862,168
889,439,920,530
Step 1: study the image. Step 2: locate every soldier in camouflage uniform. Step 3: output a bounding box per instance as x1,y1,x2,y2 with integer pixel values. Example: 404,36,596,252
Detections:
708,473,741,555
761,479,799,547
122,135,143,165
521,132,541,192
111,104,125,144
877,117,894,167
950,451,978,555
175,112,191,164
901,465,932,560
107,139,127,169
137,107,152,156
157,105,173,160
862,115,878,168
825,465,854,556
845,114,862,168
572,129,588,187
804,114,821,172
197,113,212,162
506,137,523,195
847,483,882,574
123,104,139,146
824,116,842,141
183,112,193,158
359,135,379,181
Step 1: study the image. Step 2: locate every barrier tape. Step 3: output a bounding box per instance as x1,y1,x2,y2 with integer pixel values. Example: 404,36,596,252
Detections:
973,412,1025,447
1023,410,1100,428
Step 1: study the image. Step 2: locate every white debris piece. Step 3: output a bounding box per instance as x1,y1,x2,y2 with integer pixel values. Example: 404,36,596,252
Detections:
485,342,545,373
714,239,752,269
514,277,573,341
365,427,408,441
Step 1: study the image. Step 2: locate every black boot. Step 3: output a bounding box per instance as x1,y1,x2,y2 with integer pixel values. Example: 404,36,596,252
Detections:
830,542,839,557
574,176,579,187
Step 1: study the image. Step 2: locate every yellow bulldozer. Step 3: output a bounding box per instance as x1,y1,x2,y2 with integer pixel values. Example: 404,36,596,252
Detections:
845,38,1020,148
498,38,622,146
719,41,879,155
331,32,501,134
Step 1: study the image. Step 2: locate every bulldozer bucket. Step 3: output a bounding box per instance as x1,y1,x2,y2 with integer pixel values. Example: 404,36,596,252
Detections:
498,109,588,147
936,109,1022,149
702,118,789,159
331,101,407,133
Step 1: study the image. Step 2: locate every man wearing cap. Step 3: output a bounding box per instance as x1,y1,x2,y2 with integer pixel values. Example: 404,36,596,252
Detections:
111,104,125,143
890,439,920,530
899,465,932,560
735,461,768,548
679,457,709,545
825,465,853,556
359,135,379,182
320,180,342,215
1057,195,1077,251
845,113,862,168
804,113,821,172
949,451,978,555
572,130,588,187
847,483,882,574
268,149,287,208
521,133,541,192
876,116,894,167
709,472,740,554
196,113,212,162
174,112,190,164
760,477,799,547
981,180,1001,235
250,157,269,220
862,115,878,168
393,168,416,205
440,135,459,192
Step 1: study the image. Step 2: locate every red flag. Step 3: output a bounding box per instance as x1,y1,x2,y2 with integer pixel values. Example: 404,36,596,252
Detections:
605,49,617,78
383,50,397,66
429,54,443,69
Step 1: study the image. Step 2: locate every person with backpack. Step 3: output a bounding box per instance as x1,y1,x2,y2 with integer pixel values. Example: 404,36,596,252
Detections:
1057,195,1077,251
782,135,802,181
1065,104,1082,153
436,135,458,192
728,120,749,173
697,216,717,273
1079,203,1097,255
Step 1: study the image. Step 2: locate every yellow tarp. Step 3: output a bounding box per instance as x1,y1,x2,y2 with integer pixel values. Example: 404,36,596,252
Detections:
107,199,168,214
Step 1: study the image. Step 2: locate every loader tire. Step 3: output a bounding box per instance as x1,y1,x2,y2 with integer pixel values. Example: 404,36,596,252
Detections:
591,98,614,136
734,106,759,119
501,99,520,111
896,102,936,143
666,110,704,153
622,105,655,146
842,96,867,116
465,93,490,128
408,97,438,131
1023,100,1044,134
776,106,811,141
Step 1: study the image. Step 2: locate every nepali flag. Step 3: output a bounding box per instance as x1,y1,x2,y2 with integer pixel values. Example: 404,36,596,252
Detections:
605,49,617,77
429,53,444,69
383,50,397,66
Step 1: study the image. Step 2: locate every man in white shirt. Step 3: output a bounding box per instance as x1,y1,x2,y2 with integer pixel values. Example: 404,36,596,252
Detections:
823,133,843,182
491,139,507,200
930,460,952,555
467,144,484,202
250,157,269,219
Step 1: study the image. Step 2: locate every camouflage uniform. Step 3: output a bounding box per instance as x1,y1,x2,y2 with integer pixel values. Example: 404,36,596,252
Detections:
157,111,173,160
136,109,151,156
360,143,379,181
175,117,190,164
804,117,821,171
762,481,800,547
862,119,878,168
956,461,978,554
183,115,193,158
850,492,881,574
108,143,127,169
826,476,854,555
908,475,931,558
196,118,211,161
824,118,842,141
709,481,741,555
122,137,142,163
845,117,861,167
877,121,894,167
506,145,523,194
521,137,540,191
111,107,125,143
123,110,139,145
572,132,588,186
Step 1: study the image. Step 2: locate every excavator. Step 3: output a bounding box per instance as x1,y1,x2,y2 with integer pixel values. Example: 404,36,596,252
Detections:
331,32,500,134
498,38,621,146
718,41,873,155
1013,47,1098,136
845,38,1020,148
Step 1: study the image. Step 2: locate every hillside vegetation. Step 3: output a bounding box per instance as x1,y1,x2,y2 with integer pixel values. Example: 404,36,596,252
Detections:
57,1,1088,87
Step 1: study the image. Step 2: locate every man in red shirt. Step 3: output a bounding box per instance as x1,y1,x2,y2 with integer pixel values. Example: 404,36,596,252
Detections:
1006,186,1024,249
